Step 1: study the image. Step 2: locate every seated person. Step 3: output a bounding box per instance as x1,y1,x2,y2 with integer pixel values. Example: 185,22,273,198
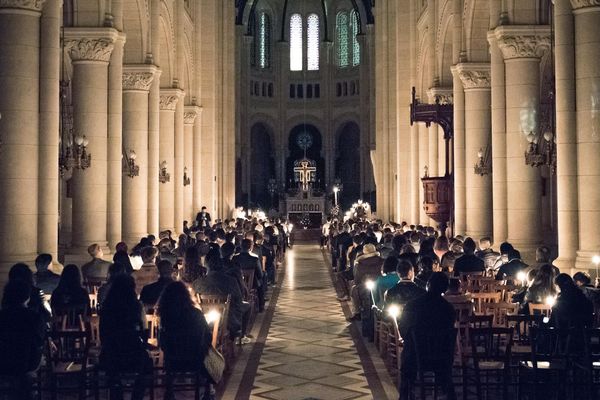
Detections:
348,244,384,321
50,264,90,316
475,237,500,271
551,273,593,329
574,271,600,306
414,256,437,289
0,280,47,400
33,253,60,295
398,273,456,400
81,243,112,282
373,256,400,309
133,247,160,294
383,260,426,312
495,243,528,281
140,260,174,311
453,237,485,277
526,246,560,277
517,264,557,314
232,239,265,312
440,239,463,273
97,263,128,309
443,278,473,304
8,263,51,325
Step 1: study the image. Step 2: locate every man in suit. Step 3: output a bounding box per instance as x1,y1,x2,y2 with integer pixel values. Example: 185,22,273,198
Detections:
81,244,111,283
140,260,174,311
195,206,212,229
453,237,485,277
232,239,265,312
383,260,426,312
33,253,60,295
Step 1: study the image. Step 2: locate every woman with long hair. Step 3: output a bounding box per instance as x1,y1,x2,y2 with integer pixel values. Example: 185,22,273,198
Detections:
97,263,127,308
50,264,89,314
99,274,151,400
181,246,205,283
520,264,559,314
157,281,212,399
8,263,51,323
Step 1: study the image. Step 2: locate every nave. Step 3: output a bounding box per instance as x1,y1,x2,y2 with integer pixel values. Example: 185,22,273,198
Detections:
222,244,398,399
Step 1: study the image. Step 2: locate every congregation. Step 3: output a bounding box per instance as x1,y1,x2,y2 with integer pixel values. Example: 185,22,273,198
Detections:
0,209,289,400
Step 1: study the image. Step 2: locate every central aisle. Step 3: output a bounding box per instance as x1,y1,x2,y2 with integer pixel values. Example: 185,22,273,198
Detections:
245,244,383,400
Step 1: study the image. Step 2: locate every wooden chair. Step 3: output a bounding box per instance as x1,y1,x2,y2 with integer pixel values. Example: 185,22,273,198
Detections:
453,302,474,362
469,314,494,329
528,303,553,318
145,313,162,367
493,283,521,302
471,292,502,314
196,294,233,365
241,268,258,327
467,276,497,293
482,302,520,327
84,278,104,296
52,304,88,331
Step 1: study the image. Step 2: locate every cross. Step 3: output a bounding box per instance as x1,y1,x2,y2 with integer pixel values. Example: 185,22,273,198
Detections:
294,159,316,192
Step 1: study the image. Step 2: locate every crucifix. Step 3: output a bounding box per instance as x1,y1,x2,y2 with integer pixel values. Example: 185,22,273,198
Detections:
294,159,316,192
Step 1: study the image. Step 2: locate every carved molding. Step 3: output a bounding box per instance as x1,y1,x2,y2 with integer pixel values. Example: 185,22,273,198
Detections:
0,0,45,11
65,38,115,62
159,95,179,111
183,111,197,125
426,87,454,104
455,64,491,90
495,26,551,60
571,0,600,9
122,72,154,91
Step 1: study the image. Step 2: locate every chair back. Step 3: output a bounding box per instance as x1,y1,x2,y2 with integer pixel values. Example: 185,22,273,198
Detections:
52,304,88,331
196,294,231,349
469,327,514,366
411,327,457,372
528,303,552,318
482,301,519,327
582,328,600,372
470,292,502,314
46,328,91,371
241,269,255,293
469,314,493,329
467,276,497,293
84,278,104,295
529,327,572,367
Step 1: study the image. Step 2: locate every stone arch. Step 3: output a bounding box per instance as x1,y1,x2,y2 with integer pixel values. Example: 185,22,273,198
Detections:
122,0,148,63
158,8,174,86
249,123,276,209
436,0,454,85
463,0,490,62
286,124,325,188
335,121,361,209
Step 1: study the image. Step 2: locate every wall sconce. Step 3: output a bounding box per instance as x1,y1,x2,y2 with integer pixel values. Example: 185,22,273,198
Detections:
60,133,91,175
524,131,556,174
123,149,139,178
159,160,170,183
183,166,191,186
474,146,491,176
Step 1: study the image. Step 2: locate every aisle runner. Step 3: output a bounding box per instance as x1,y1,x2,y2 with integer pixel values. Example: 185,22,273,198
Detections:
249,245,373,400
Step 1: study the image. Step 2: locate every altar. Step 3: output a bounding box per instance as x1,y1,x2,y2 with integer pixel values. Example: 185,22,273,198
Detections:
283,157,326,228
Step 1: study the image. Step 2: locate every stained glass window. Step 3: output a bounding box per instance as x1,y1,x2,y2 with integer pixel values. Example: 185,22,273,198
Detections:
351,10,360,66
307,13,320,71
337,12,349,68
290,13,303,71
259,13,271,68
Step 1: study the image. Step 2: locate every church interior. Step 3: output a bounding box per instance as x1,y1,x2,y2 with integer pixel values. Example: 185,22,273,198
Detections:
1,0,600,399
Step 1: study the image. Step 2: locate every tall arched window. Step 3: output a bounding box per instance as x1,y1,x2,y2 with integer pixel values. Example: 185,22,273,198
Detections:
351,10,361,66
290,13,303,71
336,12,349,68
307,13,320,71
258,13,271,68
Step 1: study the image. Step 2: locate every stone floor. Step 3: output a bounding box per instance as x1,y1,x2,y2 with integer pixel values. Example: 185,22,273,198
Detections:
223,244,398,399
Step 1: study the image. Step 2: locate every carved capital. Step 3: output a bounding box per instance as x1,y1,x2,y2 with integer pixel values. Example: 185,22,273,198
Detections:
571,0,600,10
65,38,114,62
495,26,551,60
426,87,454,104
184,111,197,125
122,72,154,91
455,64,491,90
0,0,45,12
159,95,179,111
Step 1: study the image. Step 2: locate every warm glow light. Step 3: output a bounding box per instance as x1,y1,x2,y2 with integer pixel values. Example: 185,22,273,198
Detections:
365,280,375,291
388,304,401,319
592,255,600,265
545,295,556,307
517,271,527,284
333,186,339,193
205,309,221,324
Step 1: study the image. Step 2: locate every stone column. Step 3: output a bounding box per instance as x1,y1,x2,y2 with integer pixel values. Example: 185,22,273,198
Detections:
121,66,155,246
451,66,466,235
456,63,493,239
572,1,600,269
496,26,550,258
426,92,439,178
174,96,185,233
147,70,161,236
39,0,60,260
107,34,125,251
488,32,508,245
184,106,199,222
0,0,44,274
158,89,181,233
554,0,578,270
418,123,430,225
192,107,204,212
64,28,118,253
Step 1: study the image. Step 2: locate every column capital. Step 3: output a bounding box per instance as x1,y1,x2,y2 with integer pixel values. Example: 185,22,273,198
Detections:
0,0,45,12
426,87,454,104
183,105,202,125
64,28,120,63
494,25,551,60
454,63,491,90
122,64,158,91
159,88,184,111
571,0,600,10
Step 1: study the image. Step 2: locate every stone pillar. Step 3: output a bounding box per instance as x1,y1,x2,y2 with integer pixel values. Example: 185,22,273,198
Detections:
184,106,199,222
554,0,578,270
38,0,60,260
158,89,181,233
107,34,125,251
572,1,600,269
174,97,185,234
121,66,155,246
410,124,420,223
147,70,161,236
488,32,508,245
496,26,550,258
451,66,466,235
0,0,44,274
456,63,493,239
426,93,439,178
64,28,118,253
192,107,204,212
418,123,430,225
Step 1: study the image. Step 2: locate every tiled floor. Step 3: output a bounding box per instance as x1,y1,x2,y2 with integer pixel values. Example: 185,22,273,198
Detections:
225,244,397,400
